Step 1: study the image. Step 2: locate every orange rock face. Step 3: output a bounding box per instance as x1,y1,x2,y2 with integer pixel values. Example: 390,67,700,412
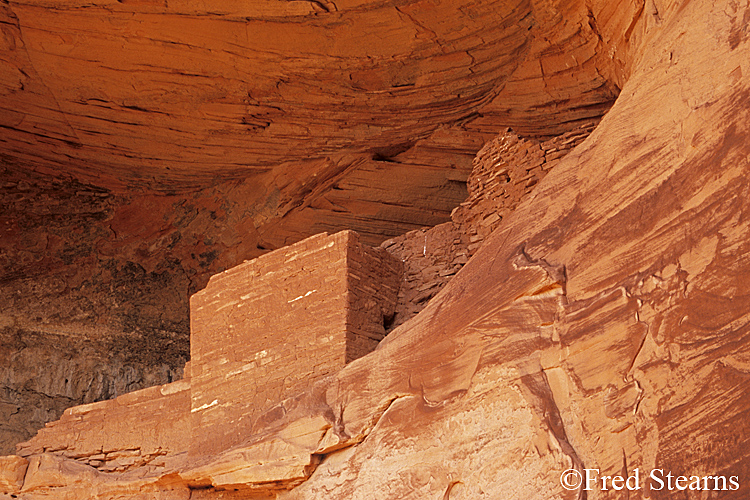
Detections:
2,0,750,497
0,0,615,187
13,231,403,495
383,124,597,330
0,0,619,451
0,455,27,494
189,231,400,456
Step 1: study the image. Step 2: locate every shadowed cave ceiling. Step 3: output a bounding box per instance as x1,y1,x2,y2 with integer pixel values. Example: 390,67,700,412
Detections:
1,0,636,452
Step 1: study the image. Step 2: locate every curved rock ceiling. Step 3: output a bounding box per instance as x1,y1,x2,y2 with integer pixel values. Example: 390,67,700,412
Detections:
3,0,750,493
2,0,618,188
0,0,646,452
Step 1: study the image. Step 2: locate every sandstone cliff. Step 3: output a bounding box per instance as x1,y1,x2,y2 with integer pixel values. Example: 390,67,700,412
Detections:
0,0,620,450
1,0,750,497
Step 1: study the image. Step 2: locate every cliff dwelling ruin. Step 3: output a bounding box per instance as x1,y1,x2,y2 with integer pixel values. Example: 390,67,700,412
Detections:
2,0,750,497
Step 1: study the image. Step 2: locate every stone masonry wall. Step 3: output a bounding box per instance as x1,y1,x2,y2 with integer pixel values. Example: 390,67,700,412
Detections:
383,123,598,330
16,380,190,473
344,239,402,363
189,231,401,456
12,230,401,476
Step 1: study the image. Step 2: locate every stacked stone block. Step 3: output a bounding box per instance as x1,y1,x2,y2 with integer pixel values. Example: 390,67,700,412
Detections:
17,230,402,465
189,230,401,455
16,380,190,472
383,124,597,330
344,235,402,362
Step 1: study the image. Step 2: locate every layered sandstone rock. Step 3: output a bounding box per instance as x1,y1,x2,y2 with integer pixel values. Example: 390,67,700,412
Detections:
11,231,402,497
0,0,615,189
0,455,27,494
2,0,750,497
15,380,191,474
0,0,621,451
382,123,598,330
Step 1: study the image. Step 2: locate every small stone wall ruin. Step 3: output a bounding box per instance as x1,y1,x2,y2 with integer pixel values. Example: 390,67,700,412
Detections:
16,230,402,470
189,230,401,455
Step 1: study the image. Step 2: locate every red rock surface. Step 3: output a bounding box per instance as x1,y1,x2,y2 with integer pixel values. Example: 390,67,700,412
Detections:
189,230,400,456
382,123,597,330
14,231,402,494
0,0,615,187
2,0,750,497
0,0,620,451
16,380,191,473
0,455,27,494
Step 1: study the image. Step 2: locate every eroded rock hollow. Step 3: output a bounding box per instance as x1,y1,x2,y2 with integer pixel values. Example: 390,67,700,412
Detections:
1,0,750,497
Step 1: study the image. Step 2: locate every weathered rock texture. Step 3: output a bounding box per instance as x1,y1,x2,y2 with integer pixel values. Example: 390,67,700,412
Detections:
0,171,256,452
0,455,27,494
190,230,400,456
0,326,184,457
0,0,621,450
2,0,750,497
382,123,597,330
12,230,402,496
16,380,191,473
0,0,615,188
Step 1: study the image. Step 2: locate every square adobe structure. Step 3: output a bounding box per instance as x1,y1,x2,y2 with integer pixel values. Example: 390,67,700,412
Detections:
189,230,402,455
17,230,402,469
